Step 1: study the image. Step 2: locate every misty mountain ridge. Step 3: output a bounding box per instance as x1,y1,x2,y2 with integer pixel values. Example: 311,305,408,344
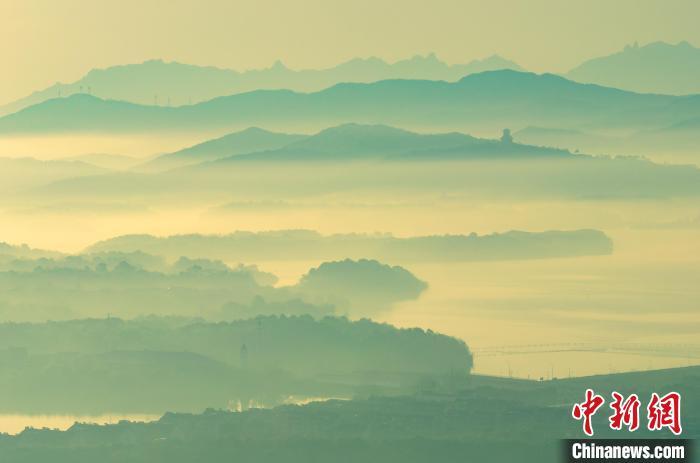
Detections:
567,40,700,95
1,70,694,136
3,40,699,122
207,123,571,163
514,118,700,162
140,127,308,171
0,53,522,116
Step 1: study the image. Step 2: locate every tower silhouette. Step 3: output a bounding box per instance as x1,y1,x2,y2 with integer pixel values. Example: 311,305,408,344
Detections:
500,128,513,144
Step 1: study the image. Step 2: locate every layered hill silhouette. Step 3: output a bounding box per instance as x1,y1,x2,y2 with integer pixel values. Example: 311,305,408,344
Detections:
136,124,570,171
4,41,700,124
206,124,570,163
18,117,700,200
0,157,106,193
85,229,614,263
1,70,697,135
141,127,307,171
0,54,521,116
567,41,700,95
514,116,700,161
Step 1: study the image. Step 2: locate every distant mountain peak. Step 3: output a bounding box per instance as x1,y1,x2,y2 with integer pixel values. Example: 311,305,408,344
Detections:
271,59,287,70
319,122,411,135
36,93,106,108
139,126,307,171
567,40,700,94
237,126,274,134
417,52,439,61
457,69,559,84
620,40,697,53
477,54,522,67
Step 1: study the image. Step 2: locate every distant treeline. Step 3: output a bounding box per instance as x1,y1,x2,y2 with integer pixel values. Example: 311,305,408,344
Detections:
0,254,425,321
0,316,471,376
0,315,472,414
86,229,614,263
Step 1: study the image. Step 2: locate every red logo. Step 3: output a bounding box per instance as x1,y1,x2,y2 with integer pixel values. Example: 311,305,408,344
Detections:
572,389,605,436
572,390,682,436
647,392,682,435
609,392,641,432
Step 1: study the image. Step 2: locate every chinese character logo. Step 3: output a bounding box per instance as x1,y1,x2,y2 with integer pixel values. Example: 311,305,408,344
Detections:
609,391,640,432
572,388,605,436
647,392,682,435
572,390,682,436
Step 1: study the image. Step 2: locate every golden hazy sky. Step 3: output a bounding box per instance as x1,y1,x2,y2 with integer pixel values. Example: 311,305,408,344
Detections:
1,0,699,105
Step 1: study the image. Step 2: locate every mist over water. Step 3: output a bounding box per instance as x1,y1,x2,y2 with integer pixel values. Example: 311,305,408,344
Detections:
245,229,700,378
3,183,694,378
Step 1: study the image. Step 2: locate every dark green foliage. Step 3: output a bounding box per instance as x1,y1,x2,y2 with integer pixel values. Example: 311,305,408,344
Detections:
2,366,697,462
